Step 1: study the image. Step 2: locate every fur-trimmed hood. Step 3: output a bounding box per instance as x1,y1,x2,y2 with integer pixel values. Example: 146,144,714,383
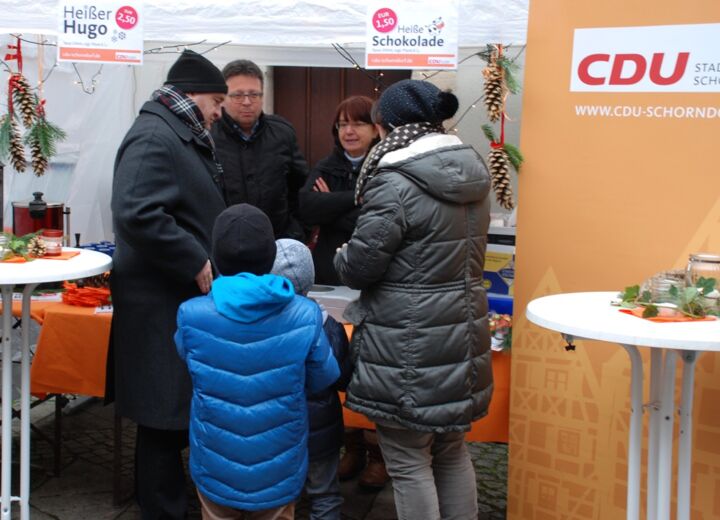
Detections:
378,133,490,205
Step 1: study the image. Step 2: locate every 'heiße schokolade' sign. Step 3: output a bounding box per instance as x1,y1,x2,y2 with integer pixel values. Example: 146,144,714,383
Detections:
365,0,458,70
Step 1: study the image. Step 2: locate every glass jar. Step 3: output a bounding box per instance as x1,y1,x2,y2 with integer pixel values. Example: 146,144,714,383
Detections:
641,269,685,303
41,229,63,256
686,253,720,286
686,253,720,314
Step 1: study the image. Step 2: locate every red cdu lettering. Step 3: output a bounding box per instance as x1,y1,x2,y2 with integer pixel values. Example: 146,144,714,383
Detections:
649,52,689,85
577,51,691,87
609,54,646,85
578,54,610,85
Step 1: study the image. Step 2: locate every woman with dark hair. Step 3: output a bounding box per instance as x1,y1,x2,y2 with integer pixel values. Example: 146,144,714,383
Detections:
334,79,493,520
299,96,390,496
299,95,379,286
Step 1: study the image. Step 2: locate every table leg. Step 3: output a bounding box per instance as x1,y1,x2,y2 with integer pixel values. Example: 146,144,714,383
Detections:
54,395,63,477
113,411,123,507
655,350,677,520
19,283,37,520
620,344,642,520
677,350,698,520
646,349,663,520
1,286,14,520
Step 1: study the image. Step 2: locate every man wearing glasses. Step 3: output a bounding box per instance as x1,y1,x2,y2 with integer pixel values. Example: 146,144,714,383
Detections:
212,59,308,240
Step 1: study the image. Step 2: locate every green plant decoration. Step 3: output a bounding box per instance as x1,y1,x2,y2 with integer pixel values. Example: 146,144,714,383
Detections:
0,73,67,176
479,44,525,210
0,230,42,261
619,278,719,318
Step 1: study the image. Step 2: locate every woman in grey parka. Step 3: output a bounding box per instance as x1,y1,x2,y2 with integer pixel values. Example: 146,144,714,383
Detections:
333,79,493,520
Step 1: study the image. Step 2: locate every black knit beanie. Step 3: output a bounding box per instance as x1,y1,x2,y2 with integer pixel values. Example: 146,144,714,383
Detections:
164,50,228,94
378,79,459,128
212,204,277,276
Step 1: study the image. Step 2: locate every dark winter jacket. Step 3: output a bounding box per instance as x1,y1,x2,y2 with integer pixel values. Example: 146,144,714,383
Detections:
175,273,340,511
298,147,361,285
333,133,493,433
307,310,353,460
212,110,308,241
110,100,226,429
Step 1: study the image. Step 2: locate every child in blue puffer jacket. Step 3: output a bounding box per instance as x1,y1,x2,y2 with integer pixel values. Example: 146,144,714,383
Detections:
175,204,340,520
271,239,353,520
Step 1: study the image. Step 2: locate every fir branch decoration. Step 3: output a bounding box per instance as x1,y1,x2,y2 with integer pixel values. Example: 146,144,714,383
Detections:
0,115,11,160
479,44,525,210
3,71,66,176
478,44,523,95
481,124,497,142
502,143,524,172
497,56,521,95
26,118,66,161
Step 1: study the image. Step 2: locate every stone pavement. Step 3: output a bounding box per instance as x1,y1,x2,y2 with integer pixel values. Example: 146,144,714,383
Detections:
17,398,507,519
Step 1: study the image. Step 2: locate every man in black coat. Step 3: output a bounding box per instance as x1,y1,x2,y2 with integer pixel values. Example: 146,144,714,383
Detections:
110,50,227,519
211,59,308,241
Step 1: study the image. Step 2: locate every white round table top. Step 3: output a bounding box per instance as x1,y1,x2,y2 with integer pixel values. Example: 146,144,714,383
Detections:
0,248,112,285
526,291,720,351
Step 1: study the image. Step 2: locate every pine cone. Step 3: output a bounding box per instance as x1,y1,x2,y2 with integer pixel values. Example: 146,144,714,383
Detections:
76,273,110,289
488,148,515,210
28,236,47,257
29,137,48,176
483,63,506,123
9,117,27,173
13,75,37,128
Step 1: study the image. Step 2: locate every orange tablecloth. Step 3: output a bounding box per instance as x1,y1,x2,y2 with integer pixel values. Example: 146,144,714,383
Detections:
3,300,111,397
340,325,510,443
4,300,57,324
30,303,111,397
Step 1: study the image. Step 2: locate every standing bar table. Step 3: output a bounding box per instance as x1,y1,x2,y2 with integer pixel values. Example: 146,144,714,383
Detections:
526,292,720,520
0,248,112,520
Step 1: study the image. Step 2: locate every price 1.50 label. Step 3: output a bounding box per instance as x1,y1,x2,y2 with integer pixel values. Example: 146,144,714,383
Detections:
372,8,397,33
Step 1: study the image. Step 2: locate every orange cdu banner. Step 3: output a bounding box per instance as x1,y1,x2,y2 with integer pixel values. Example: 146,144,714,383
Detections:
510,1,720,519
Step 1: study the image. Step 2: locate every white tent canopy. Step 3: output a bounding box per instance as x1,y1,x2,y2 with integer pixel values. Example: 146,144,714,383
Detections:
0,1,528,242
1,1,529,48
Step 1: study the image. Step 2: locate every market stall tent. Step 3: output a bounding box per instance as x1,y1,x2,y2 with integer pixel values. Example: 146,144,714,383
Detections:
0,0,528,242
1,1,529,49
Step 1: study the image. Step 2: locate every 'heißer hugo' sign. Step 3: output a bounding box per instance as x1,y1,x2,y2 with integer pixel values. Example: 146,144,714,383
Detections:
58,0,143,65
365,0,458,70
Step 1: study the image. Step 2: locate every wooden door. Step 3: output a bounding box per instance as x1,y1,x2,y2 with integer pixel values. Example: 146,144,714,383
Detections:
273,67,410,168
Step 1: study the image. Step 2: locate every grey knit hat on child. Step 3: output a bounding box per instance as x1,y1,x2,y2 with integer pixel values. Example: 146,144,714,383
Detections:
271,239,315,296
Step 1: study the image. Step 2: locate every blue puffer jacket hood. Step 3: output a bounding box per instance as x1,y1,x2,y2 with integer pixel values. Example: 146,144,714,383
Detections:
175,272,340,511
212,273,294,323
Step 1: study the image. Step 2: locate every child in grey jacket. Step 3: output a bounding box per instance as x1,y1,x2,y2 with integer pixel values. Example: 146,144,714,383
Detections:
272,239,352,520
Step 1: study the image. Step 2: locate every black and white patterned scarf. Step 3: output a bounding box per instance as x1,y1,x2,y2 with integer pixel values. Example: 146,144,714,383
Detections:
354,122,443,205
151,85,224,188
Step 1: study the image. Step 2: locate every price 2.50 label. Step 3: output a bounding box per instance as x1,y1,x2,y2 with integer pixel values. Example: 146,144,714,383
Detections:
116,5,138,30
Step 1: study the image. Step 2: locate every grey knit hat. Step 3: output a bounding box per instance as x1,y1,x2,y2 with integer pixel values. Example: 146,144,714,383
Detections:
271,239,315,296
